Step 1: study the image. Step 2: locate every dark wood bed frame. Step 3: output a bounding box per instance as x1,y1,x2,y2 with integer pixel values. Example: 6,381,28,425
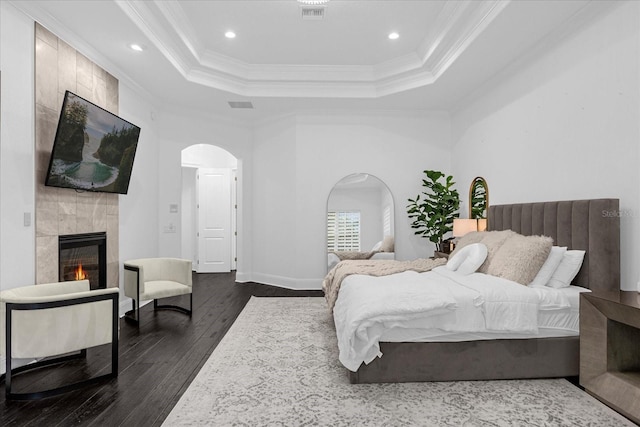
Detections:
349,199,620,384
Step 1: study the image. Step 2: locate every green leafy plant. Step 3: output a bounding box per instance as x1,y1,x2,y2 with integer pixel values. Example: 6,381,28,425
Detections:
407,170,460,252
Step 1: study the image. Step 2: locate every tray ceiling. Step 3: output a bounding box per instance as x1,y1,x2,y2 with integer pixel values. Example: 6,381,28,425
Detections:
12,0,598,121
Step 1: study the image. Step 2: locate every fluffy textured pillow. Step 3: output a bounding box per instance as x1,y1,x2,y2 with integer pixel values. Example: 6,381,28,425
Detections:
380,235,394,252
546,250,586,288
446,243,488,275
529,246,567,287
486,234,553,285
476,230,517,273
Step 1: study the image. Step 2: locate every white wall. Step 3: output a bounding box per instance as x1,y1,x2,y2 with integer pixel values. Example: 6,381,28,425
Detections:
0,3,36,290
250,115,298,286
117,85,160,266
451,1,640,290
115,85,161,312
249,112,452,289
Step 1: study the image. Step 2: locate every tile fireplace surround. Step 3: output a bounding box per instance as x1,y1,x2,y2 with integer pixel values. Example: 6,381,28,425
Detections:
34,23,119,287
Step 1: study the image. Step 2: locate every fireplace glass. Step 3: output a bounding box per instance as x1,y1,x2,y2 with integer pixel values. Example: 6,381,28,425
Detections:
59,232,106,290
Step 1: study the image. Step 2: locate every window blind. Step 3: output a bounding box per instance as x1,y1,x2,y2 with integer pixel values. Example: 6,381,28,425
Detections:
327,211,361,251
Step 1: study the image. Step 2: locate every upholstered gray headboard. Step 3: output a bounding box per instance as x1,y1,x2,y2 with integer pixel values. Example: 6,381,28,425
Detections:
488,199,620,292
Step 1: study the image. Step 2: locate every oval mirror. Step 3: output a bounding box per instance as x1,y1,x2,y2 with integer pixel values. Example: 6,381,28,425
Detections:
326,173,395,271
469,176,489,220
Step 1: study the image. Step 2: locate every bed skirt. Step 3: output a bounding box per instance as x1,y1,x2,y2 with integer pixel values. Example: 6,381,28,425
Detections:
348,337,579,384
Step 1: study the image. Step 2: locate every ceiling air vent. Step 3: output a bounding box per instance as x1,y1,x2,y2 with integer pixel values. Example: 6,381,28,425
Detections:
228,101,254,109
300,5,326,20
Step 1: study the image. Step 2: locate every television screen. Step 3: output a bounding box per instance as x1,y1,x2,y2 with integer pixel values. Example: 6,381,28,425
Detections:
45,91,141,194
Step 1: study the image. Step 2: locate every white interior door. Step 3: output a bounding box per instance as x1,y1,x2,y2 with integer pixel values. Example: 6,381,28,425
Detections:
196,168,231,273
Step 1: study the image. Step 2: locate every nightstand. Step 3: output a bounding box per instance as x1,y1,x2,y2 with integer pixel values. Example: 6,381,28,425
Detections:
580,291,640,424
433,251,450,259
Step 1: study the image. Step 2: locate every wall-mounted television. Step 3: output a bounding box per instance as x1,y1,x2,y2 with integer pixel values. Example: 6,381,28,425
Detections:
45,91,141,194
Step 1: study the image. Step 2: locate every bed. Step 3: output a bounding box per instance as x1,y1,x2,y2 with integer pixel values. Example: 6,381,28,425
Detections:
328,235,396,270
328,251,395,270
327,199,620,384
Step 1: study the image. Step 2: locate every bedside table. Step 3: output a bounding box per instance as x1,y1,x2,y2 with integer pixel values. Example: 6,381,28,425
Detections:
433,251,450,259
580,291,640,424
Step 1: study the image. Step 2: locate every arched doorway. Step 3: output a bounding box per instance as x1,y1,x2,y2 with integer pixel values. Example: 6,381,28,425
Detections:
181,144,239,273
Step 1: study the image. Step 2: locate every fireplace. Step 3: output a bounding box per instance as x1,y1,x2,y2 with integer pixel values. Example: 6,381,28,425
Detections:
59,232,107,290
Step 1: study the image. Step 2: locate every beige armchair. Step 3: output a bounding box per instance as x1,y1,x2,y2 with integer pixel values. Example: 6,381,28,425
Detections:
123,258,193,325
0,280,119,400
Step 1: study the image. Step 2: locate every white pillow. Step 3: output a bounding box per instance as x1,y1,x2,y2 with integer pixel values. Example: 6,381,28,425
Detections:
380,235,394,252
529,246,567,287
446,243,488,275
546,250,586,289
371,241,383,251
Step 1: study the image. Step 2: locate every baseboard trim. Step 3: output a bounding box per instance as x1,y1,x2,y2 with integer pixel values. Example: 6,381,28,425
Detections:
238,272,322,291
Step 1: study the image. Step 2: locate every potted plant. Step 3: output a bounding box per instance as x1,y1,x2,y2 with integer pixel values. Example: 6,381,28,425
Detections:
407,170,460,252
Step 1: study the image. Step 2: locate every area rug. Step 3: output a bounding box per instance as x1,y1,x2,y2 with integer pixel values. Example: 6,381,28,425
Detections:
163,297,633,426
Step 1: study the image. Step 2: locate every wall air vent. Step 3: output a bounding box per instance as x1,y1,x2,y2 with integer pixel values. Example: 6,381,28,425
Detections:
301,5,326,20
228,101,254,109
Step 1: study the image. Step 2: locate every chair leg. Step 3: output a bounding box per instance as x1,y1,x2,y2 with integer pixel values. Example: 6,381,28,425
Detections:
124,264,141,326
124,299,140,325
111,294,119,377
153,293,193,317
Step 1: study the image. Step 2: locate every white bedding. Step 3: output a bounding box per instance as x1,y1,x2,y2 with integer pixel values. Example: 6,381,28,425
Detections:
333,266,588,372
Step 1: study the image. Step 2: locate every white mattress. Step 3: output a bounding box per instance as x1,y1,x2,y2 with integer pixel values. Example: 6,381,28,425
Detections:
378,285,590,343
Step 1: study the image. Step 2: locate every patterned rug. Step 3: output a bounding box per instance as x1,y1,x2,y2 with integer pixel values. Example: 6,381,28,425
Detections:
163,297,633,426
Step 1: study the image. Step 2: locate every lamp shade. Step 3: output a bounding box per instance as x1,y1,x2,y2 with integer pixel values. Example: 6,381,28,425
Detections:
477,218,488,232
453,219,478,237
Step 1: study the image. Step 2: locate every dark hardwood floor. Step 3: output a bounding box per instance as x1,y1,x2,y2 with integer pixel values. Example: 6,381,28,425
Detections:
0,272,323,426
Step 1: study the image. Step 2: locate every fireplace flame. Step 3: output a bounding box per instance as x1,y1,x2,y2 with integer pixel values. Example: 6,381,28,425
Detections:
75,263,88,281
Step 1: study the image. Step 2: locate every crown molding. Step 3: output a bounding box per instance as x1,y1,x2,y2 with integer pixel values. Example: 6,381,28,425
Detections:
427,0,510,79
8,0,255,129
10,0,158,109
115,0,193,77
117,0,510,98
154,0,203,61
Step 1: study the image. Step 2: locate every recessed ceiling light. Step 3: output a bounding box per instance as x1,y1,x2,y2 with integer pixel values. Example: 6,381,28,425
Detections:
225,31,236,39
388,32,399,40
130,44,144,52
